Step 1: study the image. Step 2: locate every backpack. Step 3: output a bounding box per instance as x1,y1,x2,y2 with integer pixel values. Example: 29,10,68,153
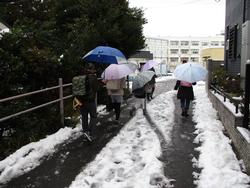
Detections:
72,75,88,96
106,79,122,93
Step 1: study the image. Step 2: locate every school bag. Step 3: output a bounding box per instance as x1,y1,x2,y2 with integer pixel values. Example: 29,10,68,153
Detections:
72,75,88,96
72,75,90,110
106,79,122,92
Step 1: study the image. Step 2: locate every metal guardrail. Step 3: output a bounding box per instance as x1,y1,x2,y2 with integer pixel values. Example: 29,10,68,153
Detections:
0,78,72,126
209,84,242,114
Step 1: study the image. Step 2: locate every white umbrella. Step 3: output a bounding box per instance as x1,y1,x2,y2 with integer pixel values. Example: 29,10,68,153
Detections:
132,71,155,91
173,62,208,83
101,63,137,80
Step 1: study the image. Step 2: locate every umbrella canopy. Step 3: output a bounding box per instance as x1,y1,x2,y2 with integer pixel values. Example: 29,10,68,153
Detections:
132,70,155,91
101,63,137,80
82,46,126,64
173,62,208,83
141,60,160,71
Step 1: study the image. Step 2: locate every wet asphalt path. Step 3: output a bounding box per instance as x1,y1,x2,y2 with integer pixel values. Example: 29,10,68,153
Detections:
162,98,200,188
145,80,199,188
2,78,199,188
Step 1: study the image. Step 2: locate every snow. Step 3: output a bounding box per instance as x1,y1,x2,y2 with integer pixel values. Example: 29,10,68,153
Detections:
0,78,249,187
214,92,243,117
192,83,250,188
237,127,250,143
69,90,176,188
0,127,82,184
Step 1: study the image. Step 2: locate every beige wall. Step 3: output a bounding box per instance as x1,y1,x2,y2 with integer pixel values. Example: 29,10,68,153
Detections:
201,48,224,61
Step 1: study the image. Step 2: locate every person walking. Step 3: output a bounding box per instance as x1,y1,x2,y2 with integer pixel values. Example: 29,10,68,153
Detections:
79,63,99,141
174,60,196,117
105,77,126,123
146,67,157,101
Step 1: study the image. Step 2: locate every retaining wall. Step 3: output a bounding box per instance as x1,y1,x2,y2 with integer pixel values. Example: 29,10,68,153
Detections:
208,90,250,175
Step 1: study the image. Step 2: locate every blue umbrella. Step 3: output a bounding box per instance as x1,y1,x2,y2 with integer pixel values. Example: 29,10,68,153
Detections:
82,46,126,64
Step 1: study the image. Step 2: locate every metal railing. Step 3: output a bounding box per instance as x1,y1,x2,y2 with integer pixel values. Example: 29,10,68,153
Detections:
0,78,72,126
207,60,249,129
209,84,242,114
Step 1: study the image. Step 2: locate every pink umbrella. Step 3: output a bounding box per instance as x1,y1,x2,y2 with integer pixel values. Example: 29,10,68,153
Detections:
141,60,160,71
102,63,137,80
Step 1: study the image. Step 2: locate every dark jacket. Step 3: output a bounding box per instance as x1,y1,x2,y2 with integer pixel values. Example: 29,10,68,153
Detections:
87,73,99,102
149,67,157,84
174,80,196,100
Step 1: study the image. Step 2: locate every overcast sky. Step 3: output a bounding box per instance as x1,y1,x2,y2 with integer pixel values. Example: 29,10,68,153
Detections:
128,0,225,37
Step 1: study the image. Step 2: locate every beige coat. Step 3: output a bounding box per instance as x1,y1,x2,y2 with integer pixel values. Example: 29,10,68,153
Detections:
106,78,126,96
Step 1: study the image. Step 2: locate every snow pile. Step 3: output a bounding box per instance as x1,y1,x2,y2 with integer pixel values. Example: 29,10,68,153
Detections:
192,84,250,188
0,126,82,184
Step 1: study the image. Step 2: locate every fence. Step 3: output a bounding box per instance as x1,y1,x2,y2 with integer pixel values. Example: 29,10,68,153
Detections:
209,84,242,114
207,59,250,129
0,78,72,126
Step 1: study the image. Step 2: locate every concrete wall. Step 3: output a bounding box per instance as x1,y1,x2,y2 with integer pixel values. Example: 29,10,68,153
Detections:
208,90,250,175
225,0,250,76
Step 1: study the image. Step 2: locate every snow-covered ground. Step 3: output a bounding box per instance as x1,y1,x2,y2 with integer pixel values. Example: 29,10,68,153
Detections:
0,77,249,188
192,83,250,188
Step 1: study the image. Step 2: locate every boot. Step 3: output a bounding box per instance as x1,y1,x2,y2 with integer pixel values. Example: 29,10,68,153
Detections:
184,108,189,117
181,108,185,116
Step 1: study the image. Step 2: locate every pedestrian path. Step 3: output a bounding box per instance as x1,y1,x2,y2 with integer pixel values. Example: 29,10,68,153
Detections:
161,98,198,188
1,79,249,188
1,104,135,188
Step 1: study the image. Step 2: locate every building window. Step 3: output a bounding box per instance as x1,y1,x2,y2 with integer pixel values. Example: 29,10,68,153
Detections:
228,25,237,59
180,49,189,54
211,41,219,46
170,57,178,62
180,57,189,62
180,41,189,46
190,57,199,62
191,41,199,46
201,42,209,46
170,40,179,46
191,49,199,54
170,49,178,54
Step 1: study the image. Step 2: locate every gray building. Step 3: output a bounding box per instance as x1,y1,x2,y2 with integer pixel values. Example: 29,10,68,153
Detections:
144,35,224,71
225,0,250,80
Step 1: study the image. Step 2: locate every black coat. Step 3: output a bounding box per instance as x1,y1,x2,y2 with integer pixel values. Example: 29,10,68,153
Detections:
174,80,195,100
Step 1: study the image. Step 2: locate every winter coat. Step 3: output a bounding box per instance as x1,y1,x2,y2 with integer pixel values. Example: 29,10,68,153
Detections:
149,67,157,84
77,73,99,103
174,80,196,100
145,69,156,93
106,78,126,96
144,82,153,94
